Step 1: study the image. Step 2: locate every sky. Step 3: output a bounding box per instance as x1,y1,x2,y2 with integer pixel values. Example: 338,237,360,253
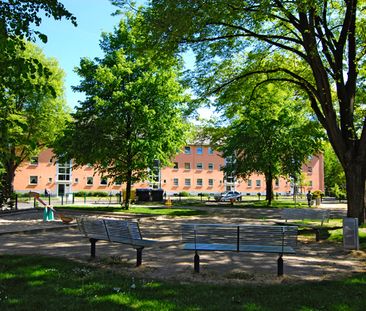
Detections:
36,0,211,119
37,0,127,109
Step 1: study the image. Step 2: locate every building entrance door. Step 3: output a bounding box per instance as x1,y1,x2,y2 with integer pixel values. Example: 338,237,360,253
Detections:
58,184,65,196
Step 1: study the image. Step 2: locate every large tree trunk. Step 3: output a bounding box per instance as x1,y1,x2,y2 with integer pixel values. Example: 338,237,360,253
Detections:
124,169,133,210
265,170,273,206
344,161,366,225
0,160,16,209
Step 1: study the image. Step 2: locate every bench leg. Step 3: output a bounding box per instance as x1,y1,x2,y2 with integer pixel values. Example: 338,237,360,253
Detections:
136,248,143,267
194,251,200,273
315,229,320,242
277,255,284,276
89,238,97,258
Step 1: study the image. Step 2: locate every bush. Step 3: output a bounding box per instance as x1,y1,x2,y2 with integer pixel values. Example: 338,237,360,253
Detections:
312,190,324,199
73,191,109,197
179,191,190,197
331,184,347,201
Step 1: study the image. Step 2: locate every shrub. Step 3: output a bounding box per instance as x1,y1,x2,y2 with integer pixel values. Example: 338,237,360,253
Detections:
312,190,324,199
179,191,190,197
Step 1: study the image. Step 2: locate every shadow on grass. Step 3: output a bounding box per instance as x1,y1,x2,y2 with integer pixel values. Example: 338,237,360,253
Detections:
0,255,365,311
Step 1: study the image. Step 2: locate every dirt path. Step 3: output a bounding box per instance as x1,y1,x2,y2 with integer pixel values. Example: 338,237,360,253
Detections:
0,205,365,285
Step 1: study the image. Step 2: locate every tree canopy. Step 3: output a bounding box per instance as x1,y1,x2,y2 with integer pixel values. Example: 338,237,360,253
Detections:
0,42,71,207
208,83,323,205
54,12,190,208
111,0,366,223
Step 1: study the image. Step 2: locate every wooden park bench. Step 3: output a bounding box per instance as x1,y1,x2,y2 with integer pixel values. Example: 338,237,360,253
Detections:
182,223,298,276
280,208,331,241
77,217,155,266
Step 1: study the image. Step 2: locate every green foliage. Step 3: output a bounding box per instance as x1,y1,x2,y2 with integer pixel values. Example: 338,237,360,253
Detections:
208,83,323,204
135,0,366,222
0,1,76,107
311,190,324,199
54,12,189,209
73,191,110,197
0,42,71,208
324,141,346,195
178,191,190,197
331,185,347,201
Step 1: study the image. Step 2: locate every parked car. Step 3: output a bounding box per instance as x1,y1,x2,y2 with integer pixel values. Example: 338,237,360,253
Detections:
214,191,242,202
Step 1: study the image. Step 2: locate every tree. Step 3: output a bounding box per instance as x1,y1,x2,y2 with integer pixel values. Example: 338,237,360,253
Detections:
112,0,366,223
54,12,189,209
0,42,71,208
0,0,76,93
209,84,322,205
324,141,346,196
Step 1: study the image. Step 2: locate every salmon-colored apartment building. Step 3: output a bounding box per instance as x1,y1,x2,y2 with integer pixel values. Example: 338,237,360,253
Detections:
13,146,324,197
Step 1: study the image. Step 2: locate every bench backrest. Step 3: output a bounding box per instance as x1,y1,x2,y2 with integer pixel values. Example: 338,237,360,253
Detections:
182,223,298,249
77,217,142,243
104,218,142,243
282,208,330,225
78,217,109,240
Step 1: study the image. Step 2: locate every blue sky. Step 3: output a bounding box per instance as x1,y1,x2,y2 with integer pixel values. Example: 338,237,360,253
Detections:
37,0,123,109
36,0,210,118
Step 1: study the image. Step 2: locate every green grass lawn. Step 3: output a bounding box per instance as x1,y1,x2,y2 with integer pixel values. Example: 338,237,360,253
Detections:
0,255,365,311
52,205,207,217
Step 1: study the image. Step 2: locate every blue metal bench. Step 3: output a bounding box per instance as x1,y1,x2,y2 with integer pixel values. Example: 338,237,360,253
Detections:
182,223,298,276
77,217,155,266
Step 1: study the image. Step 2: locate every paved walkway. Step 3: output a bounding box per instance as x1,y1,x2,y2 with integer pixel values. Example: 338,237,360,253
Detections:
0,203,364,284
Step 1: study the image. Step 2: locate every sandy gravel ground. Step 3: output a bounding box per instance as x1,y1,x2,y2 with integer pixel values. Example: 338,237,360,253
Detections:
0,204,365,285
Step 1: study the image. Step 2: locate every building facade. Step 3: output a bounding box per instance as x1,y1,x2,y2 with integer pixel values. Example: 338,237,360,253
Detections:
13,146,324,196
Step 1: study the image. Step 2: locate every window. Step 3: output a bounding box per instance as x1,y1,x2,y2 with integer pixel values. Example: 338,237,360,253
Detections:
48,178,52,183
74,178,79,184
184,178,191,186
208,163,214,171
58,163,71,181
308,167,313,173
173,178,179,186
256,180,261,187
275,179,279,187
114,178,122,186
226,176,235,183
30,157,38,165
208,179,214,186
247,179,252,187
197,178,203,186
86,177,93,185
184,162,191,170
196,147,203,155
100,178,108,185
29,176,38,184
173,162,178,169
309,181,313,187
208,147,214,155
184,146,191,154
196,162,203,170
